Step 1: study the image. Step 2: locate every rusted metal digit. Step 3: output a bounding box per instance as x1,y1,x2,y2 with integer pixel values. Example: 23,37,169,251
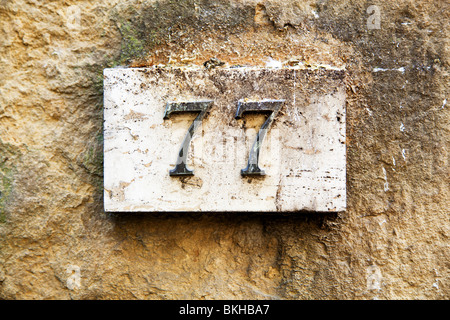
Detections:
235,99,285,176
164,101,213,176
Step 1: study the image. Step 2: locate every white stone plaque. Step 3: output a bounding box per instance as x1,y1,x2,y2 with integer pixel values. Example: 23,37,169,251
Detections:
103,66,346,212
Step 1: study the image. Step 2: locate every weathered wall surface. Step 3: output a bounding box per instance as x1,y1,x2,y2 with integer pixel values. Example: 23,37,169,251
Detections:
0,0,448,299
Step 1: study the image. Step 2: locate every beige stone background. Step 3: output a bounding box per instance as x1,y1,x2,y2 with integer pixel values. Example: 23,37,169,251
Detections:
0,0,448,299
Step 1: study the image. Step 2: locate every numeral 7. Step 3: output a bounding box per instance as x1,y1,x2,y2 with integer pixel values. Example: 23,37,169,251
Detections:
163,101,213,176
235,100,285,176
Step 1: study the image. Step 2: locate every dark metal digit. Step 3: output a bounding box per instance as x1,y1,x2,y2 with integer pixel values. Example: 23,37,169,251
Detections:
235,99,285,176
164,101,213,176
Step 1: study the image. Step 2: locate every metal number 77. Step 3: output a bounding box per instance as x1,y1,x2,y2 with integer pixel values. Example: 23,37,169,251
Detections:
163,101,213,176
235,99,285,176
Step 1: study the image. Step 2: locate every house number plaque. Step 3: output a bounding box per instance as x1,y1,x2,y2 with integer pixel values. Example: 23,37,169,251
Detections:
103,66,346,212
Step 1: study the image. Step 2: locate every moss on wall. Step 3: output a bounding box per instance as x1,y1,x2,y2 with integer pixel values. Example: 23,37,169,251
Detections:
0,141,19,223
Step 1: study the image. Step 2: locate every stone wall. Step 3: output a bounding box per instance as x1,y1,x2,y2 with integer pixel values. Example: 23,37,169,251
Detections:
0,0,448,299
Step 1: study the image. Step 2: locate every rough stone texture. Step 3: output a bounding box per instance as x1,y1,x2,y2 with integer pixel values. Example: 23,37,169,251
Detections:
0,0,448,299
104,67,346,212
